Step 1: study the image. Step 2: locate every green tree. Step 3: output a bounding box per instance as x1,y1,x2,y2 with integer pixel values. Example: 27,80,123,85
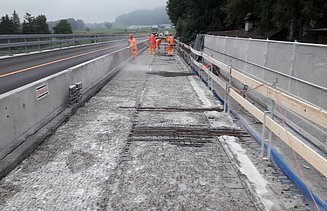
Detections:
104,22,112,29
53,20,73,34
10,10,21,33
271,0,326,40
166,0,225,43
34,15,50,34
222,0,327,40
0,11,21,34
166,0,190,26
22,13,35,34
0,14,13,34
167,0,327,42
222,0,256,29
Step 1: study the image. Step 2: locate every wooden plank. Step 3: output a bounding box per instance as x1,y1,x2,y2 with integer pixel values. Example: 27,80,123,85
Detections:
231,69,327,129
190,47,202,56
202,66,227,89
201,52,230,73
183,43,191,50
230,89,327,177
189,45,230,72
191,58,227,88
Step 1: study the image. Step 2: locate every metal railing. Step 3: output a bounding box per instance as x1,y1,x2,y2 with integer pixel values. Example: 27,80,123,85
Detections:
176,40,327,211
176,40,327,174
179,37,327,149
203,35,327,110
0,34,128,56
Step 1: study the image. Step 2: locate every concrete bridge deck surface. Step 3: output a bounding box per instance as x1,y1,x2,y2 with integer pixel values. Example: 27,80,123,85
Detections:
0,51,308,210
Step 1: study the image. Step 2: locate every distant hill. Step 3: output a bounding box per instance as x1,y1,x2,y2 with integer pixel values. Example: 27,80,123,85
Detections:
115,7,170,26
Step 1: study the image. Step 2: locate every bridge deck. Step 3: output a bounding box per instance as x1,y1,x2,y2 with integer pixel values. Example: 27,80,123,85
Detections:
0,51,308,210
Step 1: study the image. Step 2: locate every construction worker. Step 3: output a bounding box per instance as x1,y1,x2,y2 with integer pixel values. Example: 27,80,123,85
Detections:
166,33,174,56
129,34,137,61
149,32,156,55
155,34,162,54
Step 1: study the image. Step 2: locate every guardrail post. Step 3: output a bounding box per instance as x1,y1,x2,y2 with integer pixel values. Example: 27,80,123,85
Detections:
260,111,271,158
8,39,11,55
59,37,62,48
288,40,297,92
201,57,205,82
224,66,232,113
227,66,233,114
38,37,41,51
267,100,275,160
24,38,28,53
267,79,277,160
209,64,213,90
51,37,54,49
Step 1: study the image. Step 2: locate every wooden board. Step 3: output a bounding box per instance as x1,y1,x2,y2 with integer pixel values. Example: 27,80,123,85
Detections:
230,89,327,177
202,52,230,73
191,58,227,89
231,69,327,129
190,48,202,56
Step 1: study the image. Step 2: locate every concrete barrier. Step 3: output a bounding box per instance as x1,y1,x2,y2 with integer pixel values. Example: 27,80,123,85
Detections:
0,40,147,160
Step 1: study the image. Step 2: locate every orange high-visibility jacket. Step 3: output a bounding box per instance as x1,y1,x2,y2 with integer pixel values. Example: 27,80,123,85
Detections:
167,36,174,45
149,34,156,44
129,38,137,49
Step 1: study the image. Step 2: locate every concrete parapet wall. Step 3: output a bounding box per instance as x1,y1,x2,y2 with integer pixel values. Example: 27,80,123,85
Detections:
0,41,147,160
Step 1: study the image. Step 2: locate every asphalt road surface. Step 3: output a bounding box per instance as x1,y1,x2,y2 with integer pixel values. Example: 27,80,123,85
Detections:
0,40,130,94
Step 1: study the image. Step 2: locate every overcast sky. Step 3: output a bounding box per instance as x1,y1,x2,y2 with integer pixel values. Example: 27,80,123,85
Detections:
0,0,168,23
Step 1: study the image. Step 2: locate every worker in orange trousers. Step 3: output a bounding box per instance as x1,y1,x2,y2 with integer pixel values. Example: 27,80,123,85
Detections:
166,33,175,56
149,33,156,55
129,34,138,61
156,34,162,52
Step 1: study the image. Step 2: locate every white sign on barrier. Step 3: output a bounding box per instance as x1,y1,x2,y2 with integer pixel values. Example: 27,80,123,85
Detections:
36,83,49,100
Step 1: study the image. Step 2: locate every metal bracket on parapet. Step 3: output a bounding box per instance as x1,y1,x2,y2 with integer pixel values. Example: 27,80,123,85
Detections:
69,82,82,106
267,101,275,160
267,79,277,160
209,64,213,91
260,110,271,158
224,65,233,114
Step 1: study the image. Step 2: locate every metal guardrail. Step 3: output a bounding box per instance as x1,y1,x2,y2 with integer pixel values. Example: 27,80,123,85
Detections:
0,34,128,55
